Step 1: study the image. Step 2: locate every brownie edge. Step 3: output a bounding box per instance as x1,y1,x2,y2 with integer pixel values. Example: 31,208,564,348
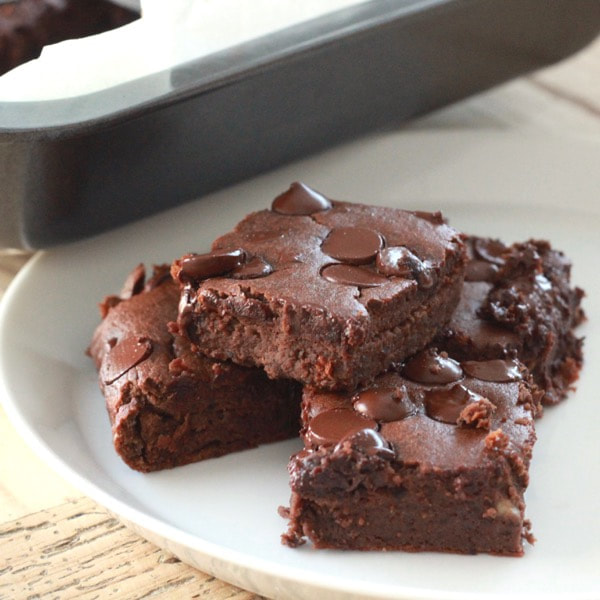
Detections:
283,350,540,555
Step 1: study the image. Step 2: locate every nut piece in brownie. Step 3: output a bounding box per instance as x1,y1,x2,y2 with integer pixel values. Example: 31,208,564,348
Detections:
88,265,300,473
172,183,466,391
282,348,541,556
437,237,585,405
0,0,139,75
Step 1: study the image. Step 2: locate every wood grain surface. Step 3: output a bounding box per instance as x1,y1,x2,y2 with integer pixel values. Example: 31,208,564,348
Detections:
1,35,599,600
0,498,259,599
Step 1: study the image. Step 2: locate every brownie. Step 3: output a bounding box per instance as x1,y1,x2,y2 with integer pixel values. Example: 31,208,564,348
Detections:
0,0,139,75
88,264,301,473
282,349,541,555
437,237,584,405
172,183,467,391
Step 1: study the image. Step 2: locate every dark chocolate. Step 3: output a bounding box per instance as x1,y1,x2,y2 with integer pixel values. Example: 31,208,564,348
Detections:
176,249,246,282
230,256,273,279
321,227,383,265
376,246,419,277
353,385,415,422
307,408,377,446
271,182,332,215
424,383,481,424
320,264,387,287
103,336,152,385
403,348,463,384
462,358,522,382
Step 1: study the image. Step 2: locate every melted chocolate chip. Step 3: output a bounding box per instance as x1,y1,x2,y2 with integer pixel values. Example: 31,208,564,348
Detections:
424,384,474,424
177,249,246,283
104,336,152,384
307,408,377,446
320,264,388,288
336,428,394,457
271,182,332,215
473,238,506,265
230,256,273,279
462,359,522,382
403,349,463,384
353,385,415,422
321,227,383,265
376,246,420,277
465,260,499,282
376,246,435,288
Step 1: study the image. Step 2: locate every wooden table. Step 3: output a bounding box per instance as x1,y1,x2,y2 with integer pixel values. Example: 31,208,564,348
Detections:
1,37,599,600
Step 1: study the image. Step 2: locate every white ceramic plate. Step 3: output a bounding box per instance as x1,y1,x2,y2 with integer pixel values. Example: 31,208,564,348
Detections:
1,129,599,600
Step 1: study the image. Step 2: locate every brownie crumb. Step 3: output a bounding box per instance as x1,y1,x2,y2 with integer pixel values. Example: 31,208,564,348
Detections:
457,397,496,429
485,429,510,452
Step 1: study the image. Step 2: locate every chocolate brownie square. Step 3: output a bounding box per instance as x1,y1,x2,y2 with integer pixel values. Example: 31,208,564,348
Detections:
172,183,467,391
438,237,584,405
88,265,300,472
282,349,541,555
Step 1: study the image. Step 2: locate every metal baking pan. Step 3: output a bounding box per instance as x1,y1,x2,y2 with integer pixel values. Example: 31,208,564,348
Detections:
1,0,599,249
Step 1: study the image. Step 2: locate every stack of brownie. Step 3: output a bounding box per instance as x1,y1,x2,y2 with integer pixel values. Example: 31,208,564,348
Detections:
89,182,584,556
0,0,139,75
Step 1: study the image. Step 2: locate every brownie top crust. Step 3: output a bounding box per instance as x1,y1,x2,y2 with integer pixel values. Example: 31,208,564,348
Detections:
301,348,540,472
171,183,466,389
174,183,463,321
174,183,464,326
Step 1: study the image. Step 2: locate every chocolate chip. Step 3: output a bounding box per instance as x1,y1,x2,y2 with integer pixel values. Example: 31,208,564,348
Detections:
230,256,273,279
424,384,473,424
465,260,499,282
176,249,246,283
320,264,388,287
473,238,506,265
462,359,522,382
376,246,436,289
271,182,332,215
307,408,377,446
103,336,152,384
321,227,383,265
376,246,418,277
336,428,394,457
403,349,463,384
353,385,415,422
